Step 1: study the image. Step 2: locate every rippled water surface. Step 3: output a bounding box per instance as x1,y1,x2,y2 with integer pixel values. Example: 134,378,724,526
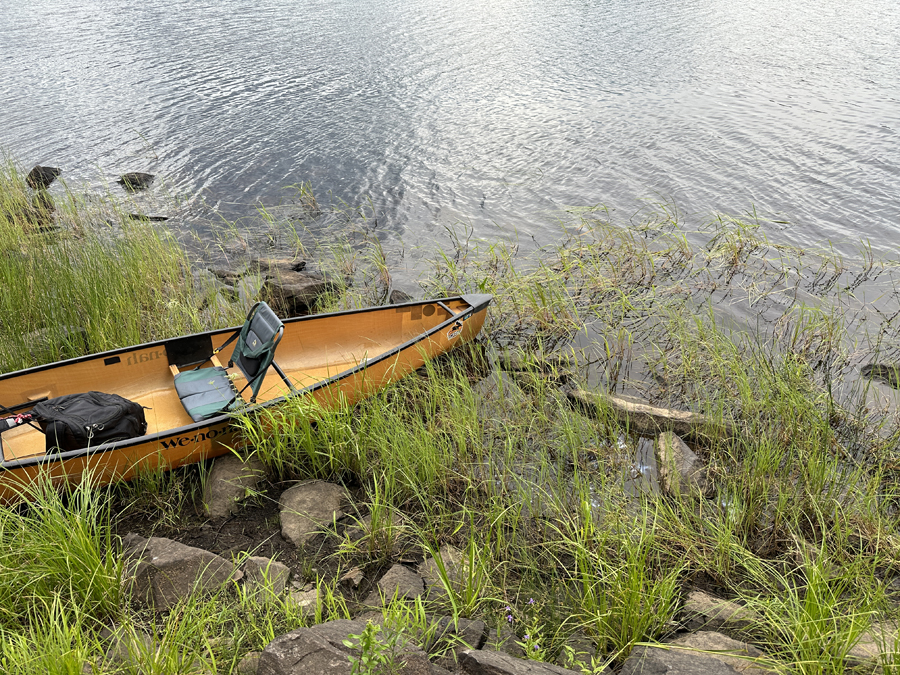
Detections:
2,0,898,256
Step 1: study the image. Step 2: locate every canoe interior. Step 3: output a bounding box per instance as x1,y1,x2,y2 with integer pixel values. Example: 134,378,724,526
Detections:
0,297,482,465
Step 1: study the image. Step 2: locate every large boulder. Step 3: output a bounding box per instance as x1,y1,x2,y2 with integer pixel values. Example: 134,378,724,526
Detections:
279,480,349,547
204,454,266,518
567,389,737,443
122,534,239,611
254,257,344,315
620,632,774,674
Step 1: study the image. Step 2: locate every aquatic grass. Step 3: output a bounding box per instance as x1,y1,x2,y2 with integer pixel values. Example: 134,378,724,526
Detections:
0,160,245,373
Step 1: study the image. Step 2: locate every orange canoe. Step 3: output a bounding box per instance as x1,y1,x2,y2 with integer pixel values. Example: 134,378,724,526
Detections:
0,294,491,502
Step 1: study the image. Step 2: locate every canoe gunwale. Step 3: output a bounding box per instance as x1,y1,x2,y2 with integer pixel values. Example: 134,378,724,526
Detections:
0,294,490,472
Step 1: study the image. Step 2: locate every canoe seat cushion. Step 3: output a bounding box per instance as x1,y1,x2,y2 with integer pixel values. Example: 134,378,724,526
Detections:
173,367,239,422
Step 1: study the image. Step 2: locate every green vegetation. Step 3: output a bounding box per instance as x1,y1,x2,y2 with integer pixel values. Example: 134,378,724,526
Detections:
0,158,246,373
4,156,900,673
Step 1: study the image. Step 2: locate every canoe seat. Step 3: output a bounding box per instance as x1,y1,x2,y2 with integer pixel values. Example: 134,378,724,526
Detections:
173,301,286,422
174,367,241,422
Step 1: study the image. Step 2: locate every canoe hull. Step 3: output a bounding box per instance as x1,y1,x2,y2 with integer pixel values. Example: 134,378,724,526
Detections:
0,295,490,502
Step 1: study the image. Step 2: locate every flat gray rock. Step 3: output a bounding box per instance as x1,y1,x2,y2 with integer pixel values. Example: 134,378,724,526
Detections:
122,534,238,611
621,632,774,674
259,619,436,675
279,480,349,547
364,564,425,606
204,454,266,518
459,649,580,675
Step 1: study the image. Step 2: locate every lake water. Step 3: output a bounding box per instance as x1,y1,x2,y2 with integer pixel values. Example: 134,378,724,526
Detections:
2,0,899,261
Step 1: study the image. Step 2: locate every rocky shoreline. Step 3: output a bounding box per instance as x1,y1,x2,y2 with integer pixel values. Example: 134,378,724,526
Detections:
103,404,895,675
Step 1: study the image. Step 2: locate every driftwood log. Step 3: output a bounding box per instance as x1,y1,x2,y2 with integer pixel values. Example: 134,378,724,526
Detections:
566,388,738,443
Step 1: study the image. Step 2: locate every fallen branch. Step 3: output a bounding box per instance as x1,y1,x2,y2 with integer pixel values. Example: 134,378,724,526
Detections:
566,388,739,443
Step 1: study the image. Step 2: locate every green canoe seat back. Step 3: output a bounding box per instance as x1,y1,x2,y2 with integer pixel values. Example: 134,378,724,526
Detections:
174,367,240,422
174,302,285,422
230,301,285,402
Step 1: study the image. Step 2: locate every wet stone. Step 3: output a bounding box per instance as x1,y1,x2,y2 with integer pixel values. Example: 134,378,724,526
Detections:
390,289,413,304
118,172,155,190
656,431,709,497
26,165,61,190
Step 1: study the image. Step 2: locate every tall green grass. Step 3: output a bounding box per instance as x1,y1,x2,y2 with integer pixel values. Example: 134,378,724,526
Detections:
5,151,900,672
0,160,245,373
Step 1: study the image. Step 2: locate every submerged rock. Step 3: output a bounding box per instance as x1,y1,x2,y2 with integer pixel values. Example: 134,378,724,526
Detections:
26,165,61,190
567,389,738,443
118,172,155,190
126,213,168,221
861,363,900,389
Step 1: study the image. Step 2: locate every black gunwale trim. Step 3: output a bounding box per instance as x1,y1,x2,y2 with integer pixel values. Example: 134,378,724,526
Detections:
0,295,491,473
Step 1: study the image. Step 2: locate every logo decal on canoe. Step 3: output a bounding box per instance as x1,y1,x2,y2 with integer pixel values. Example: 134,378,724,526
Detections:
447,320,464,340
159,425,226,450
126,349,165,367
